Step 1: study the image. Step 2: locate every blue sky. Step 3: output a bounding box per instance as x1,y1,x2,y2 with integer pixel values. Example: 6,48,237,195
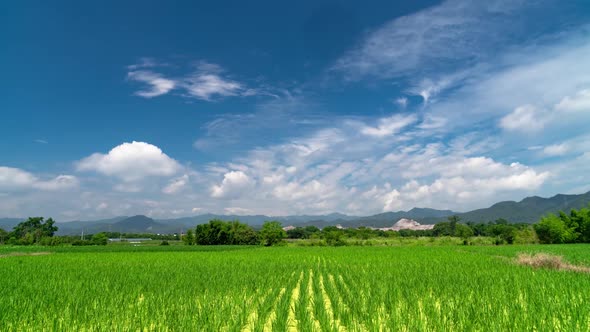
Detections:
2,0,590,220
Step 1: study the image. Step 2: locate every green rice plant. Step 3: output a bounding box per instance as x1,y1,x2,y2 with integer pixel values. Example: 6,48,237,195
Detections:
1,245,590,331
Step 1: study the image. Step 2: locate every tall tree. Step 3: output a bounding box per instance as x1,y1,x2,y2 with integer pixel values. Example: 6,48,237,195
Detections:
0,228,7,244
184,229,195,245
260,221,286,246
11,217,58,244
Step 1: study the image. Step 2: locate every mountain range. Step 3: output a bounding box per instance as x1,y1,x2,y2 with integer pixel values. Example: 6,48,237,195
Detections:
1,191,589,235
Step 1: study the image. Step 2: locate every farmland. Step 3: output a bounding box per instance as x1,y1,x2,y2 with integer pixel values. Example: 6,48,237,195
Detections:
1,245,590,331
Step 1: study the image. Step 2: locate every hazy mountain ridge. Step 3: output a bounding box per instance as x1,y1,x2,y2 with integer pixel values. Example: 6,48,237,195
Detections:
454,191,590,223
2,191,589,234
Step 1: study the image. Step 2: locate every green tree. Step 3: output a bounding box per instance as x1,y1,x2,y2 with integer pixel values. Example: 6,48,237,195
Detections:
534,213,577,244
0,228,7,244
448,215,460,234
183,229,195,245
10,217,58,244
228,221,258,245
573,206,590,242
260,221,286,246
455,223,474,240
433,222,453,236
92,233,108,245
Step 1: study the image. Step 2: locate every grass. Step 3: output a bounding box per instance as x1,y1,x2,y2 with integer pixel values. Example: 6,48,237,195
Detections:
1,244,590,331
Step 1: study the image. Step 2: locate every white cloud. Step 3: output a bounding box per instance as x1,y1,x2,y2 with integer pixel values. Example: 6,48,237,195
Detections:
395,97,408,108
543,143,570,157
77,141,182,182
224,207,253,215
127,60,257,101
127,57,162,70
34,175,79,191
96,202,108,211
183,74,243,100
189,112,551,214
499,105,547,132
332,0,528,80
360,114,417,137
127,70,176,98
163,174,190,194
555,89,590,112
181,62,245,101
0,167,36,190
211,171,254,199
0,167,79,192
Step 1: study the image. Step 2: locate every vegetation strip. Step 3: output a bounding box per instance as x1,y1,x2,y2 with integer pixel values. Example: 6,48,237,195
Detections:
0,251,51,258
2,246,590,330
286,272,303,332
516,253,590,273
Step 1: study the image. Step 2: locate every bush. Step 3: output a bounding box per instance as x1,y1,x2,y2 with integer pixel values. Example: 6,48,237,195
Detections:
92,233,108,246
160,240,170,246
71,240,93,246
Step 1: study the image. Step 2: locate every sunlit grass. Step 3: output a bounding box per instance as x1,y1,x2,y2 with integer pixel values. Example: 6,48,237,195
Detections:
1,245,589,330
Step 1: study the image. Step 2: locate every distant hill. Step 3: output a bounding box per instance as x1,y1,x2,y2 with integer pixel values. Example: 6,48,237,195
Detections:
4,191,590,234
55,216,184,235
0,218,23,230
330,208,456,228
157,212,357,228
455,191,590,223
111,215,167,233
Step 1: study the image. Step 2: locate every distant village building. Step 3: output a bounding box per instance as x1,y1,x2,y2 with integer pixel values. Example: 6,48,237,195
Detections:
282,225,296,231
375,219,435,231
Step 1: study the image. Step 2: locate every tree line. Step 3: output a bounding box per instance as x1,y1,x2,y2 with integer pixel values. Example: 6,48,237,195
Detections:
183,219,286,246
2,204,589,246
534,206,590,243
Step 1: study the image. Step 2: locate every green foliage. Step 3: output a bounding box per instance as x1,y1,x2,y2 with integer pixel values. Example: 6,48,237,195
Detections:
534,212,580,244
575,207,590,242
71,240,94,246
323,229,347,246
0,228,8,244
9,217,58,244
259,221,286,246
2,245,590,330
183,229,195,245
455,224,474,240
92,233,109,246
513,226,539,244
286,226,321,239
195,219,258,245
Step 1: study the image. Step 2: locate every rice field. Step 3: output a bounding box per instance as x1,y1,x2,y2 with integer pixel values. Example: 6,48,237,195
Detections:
1,245,589,331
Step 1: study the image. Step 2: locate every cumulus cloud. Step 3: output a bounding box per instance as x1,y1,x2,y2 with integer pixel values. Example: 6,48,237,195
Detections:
499,105,548,132
191,110,551,215
0,167,79,192
76,141,182,182
211,171,255,199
